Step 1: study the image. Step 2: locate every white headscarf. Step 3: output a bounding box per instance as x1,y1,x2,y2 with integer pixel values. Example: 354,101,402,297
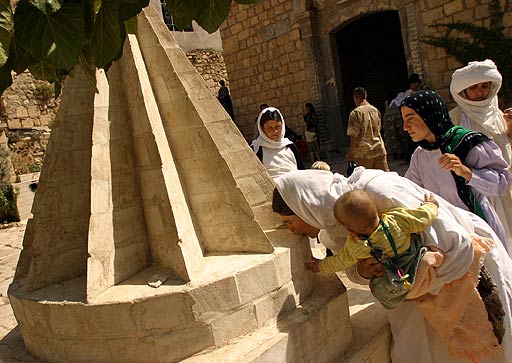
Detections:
450,59,509,143
251,107,293,153
390,92,406,108
275,167,480,292
274,169,352,230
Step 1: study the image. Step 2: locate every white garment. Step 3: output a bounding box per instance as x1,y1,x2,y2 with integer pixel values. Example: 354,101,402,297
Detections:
405,145,512,254
450,59,512,166
274,168,512,363
261,146,298,179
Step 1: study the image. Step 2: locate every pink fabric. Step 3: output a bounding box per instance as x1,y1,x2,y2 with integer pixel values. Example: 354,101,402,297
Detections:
409,237,501,362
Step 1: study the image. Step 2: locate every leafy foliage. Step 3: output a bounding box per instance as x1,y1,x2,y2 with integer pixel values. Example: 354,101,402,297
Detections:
423,0,512,104
0,0,260,96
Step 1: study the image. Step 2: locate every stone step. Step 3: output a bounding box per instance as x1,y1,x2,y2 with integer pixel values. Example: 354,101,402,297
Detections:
182,272,352,363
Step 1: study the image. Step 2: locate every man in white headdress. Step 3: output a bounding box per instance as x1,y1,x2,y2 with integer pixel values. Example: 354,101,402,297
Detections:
450,59,512,251
449,59,512,165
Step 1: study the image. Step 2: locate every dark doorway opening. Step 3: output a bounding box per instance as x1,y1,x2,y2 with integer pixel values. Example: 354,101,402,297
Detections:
334,11,409,147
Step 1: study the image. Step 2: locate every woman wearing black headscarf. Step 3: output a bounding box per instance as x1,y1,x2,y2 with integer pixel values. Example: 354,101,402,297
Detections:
400,90,512,254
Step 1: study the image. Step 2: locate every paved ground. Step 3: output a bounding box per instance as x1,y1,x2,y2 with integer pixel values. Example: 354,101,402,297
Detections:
0,154,409,363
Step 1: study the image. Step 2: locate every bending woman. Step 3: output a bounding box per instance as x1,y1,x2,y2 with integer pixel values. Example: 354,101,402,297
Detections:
251,107,304,179
401,90,512,254
273,168,512,363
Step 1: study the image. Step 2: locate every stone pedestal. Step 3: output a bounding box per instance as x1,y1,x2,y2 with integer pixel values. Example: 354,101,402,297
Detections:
8,6,353,363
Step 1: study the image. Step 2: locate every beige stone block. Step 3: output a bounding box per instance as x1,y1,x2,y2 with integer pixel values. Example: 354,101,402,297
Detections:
157,325,215,362
137,168,169,202
142,203,176,240
107,337,159,363
7,119,22,128
82,303,139,336
210,304,258,345
20,119,34,128
423,6,444,22
236,259,279,305
189,276,240,318
20,300,50,336
58,336,112,362
47,304,88,337
453,8,475,23
113,237,149,283
133,293,196,331
16,106,28,118
27,105,40,117
474,4,490,20
444,0,464,16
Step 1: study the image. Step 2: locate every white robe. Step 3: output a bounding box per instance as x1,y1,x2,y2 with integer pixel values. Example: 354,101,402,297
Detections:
405,144,512,255
275,168,512,363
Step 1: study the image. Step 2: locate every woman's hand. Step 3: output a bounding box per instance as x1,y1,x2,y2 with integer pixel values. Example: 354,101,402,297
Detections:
504,108,512,139
438,153,472,182
305,258,321,273
357,257,384,279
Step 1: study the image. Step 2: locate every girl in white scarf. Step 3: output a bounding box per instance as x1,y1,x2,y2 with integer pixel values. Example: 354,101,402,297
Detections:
450,60,512,254
251,107,303,179
274,168,512,363
450,59,512,165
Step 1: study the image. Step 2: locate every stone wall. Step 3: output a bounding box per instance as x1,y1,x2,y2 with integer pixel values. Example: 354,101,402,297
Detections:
1,71,60,129
0,51,228,176
7,128,50,176
220,0,309,140
220,0,512,144
186,49,229,96
419,0,512,101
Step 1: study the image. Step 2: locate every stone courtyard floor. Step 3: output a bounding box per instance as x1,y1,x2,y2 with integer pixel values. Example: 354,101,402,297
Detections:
0,154,409,363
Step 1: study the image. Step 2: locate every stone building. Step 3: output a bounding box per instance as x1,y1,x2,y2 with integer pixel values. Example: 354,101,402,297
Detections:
220,0,512,151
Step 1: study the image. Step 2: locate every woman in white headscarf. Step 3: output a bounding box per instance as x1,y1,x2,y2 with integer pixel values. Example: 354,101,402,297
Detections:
273,168,512,363
251,107,304,179
450,59,512,165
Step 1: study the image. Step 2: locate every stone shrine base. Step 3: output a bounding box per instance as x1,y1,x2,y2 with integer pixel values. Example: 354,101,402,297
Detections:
8,230,352,363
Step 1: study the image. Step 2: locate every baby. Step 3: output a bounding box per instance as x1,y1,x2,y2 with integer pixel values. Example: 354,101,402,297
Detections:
306,190,439,308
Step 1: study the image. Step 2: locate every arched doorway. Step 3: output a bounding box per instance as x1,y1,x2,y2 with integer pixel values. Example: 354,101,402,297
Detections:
333,11,409,149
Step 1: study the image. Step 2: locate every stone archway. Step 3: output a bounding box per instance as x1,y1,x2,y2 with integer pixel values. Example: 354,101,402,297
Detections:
333,10,409,147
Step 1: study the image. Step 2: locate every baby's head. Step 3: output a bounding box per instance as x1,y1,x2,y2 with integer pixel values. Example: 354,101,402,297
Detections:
334,190,379,238
311,161,331,171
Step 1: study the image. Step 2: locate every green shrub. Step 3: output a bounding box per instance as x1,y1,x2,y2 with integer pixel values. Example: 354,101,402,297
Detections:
0,184,19,223
34,83,54,100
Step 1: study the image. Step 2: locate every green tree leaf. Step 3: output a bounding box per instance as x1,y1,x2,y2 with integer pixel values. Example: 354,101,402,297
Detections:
14,1,85,69
91,0,121,68
194,0,231,33
168,0,248,34
0,0,13,67
31,0,62,14
119,0,149,22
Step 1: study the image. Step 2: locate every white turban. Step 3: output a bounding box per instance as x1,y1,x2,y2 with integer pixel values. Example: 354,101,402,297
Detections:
450,60,511,164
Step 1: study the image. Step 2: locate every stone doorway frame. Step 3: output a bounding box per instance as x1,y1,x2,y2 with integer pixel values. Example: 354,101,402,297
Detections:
296,0,425,153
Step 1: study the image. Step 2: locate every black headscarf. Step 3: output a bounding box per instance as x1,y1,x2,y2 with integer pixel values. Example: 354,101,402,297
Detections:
400,90,489,220
400,90,452,150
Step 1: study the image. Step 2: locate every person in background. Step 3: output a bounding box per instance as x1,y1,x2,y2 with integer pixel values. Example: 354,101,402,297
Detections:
217,80,234,120
405,73,429,96
303,102,321,162
346,87,389,171
251,107,304,179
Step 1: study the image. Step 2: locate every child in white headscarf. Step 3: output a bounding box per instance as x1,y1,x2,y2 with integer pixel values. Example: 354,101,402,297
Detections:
251,107,304,179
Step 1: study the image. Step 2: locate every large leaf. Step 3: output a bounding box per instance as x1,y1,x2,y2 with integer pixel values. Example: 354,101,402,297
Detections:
167,0,198,31
14,1,85,69
168,0,232,34
0,63,12,93
91,0,121,68
31,0,62,14
0,0,13,67
119,0,148,22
